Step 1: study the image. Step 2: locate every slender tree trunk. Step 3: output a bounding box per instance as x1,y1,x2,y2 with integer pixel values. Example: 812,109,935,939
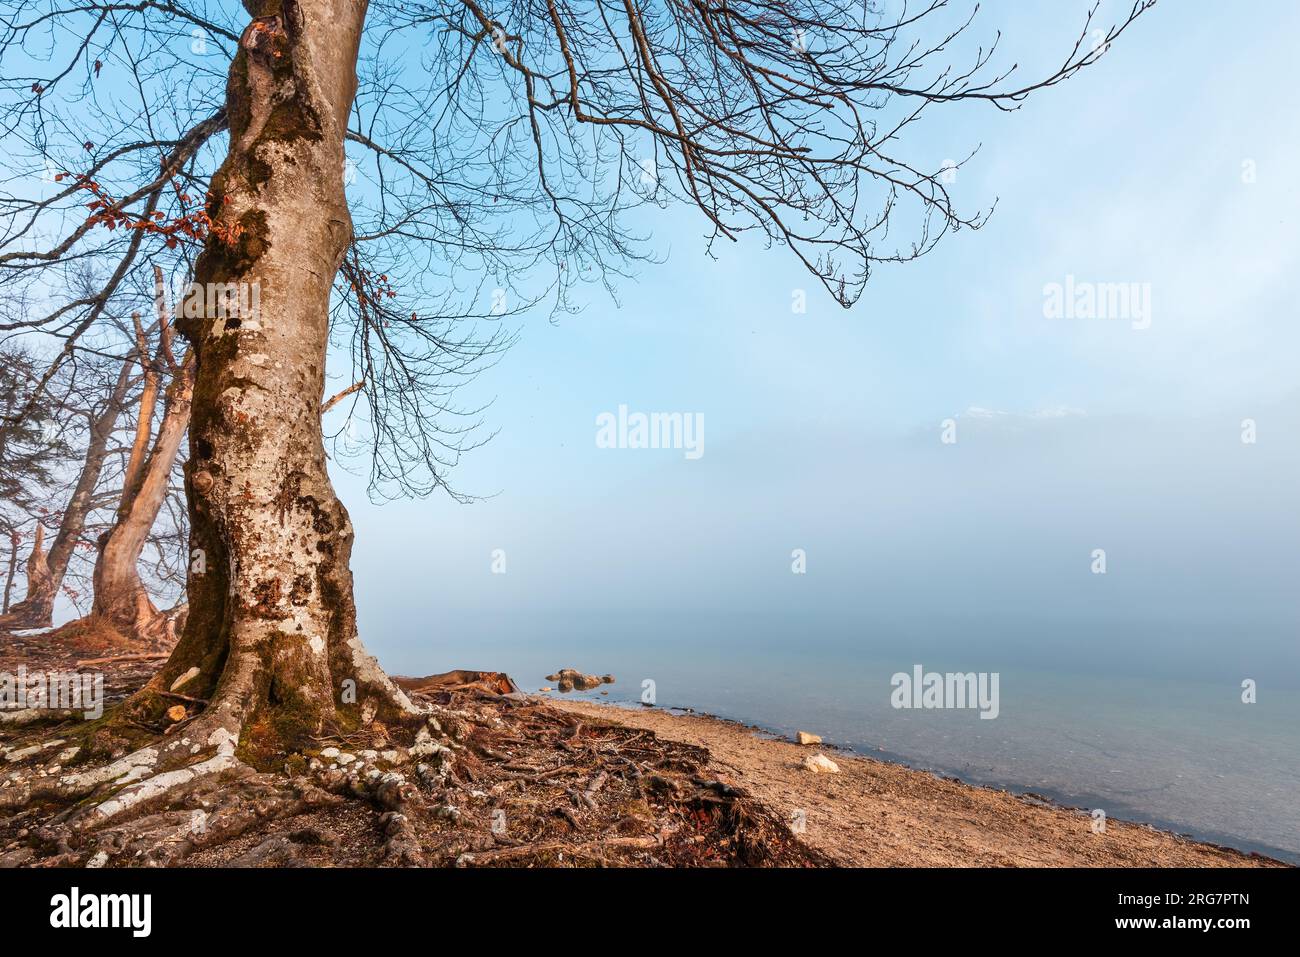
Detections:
2,529,18,612
120,311,161,513
91,352,194,640
141,0,415,765
0,361,133,628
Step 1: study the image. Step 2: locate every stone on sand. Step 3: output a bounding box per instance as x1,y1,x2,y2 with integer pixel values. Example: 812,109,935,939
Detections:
803,754,839,774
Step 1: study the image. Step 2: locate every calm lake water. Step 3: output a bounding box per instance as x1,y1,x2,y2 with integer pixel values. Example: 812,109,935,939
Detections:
376,610,1300,863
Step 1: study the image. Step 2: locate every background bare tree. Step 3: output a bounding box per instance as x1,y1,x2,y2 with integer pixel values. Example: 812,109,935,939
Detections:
91,284,194,642
0,339,105,624
0,320,189,632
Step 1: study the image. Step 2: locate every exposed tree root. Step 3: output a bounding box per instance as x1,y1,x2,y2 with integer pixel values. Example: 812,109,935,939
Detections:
0,658,823,868
0,709,80,728
75,654,170,667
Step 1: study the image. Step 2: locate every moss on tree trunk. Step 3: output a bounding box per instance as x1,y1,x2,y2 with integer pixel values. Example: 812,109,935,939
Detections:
126,0,416,769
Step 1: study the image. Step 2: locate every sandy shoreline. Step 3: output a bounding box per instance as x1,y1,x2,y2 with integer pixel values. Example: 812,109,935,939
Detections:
549,698,1285,867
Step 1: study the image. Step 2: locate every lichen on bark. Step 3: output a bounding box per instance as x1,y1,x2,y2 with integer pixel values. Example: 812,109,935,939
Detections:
120,0,418,771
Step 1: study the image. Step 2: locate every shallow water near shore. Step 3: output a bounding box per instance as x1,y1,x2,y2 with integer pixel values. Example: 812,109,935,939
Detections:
377,610,1300,864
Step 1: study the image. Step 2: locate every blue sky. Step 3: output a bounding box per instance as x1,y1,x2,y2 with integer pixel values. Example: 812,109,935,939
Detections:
326,0,1299,676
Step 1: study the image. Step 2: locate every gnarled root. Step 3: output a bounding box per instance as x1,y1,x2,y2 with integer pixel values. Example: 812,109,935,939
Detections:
4,760,342,867
0,709,79,728
374,772,424,866
0,699,243,818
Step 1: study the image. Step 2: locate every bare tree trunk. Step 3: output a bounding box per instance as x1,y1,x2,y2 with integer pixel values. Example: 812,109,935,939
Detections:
139,0,415,765
119,311,161,512
91,352,194,641
10,524,53,623
2,528,18,613
0,361,133,628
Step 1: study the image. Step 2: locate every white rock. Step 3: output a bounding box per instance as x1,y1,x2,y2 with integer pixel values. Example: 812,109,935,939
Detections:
803,754,840,774
410,739,449,759
795,731,822,746
320,747,340,759
170,667,201,692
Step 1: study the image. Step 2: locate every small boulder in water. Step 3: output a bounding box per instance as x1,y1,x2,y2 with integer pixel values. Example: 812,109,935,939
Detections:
544,669,614,693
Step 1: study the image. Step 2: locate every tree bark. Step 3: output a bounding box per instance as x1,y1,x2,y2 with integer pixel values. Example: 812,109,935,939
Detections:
119,311,161,514
14,524,53,621
0,361,133,628
2,529,18,613
141,0,415,765
91,351,194,641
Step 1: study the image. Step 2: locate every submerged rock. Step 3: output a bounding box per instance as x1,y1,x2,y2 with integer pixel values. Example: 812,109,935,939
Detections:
544,669,614,693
